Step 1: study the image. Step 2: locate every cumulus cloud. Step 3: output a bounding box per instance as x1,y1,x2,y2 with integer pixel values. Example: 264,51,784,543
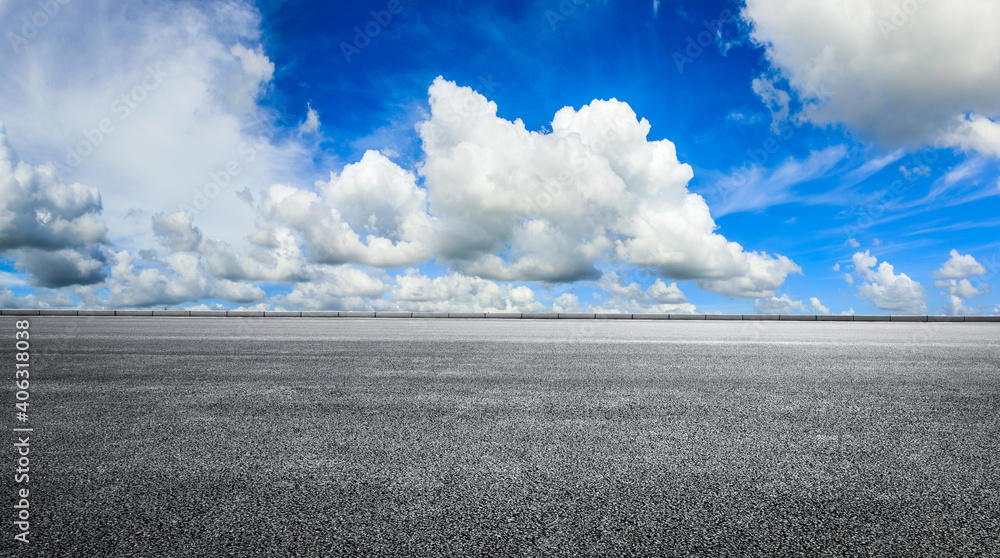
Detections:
261,150,433,268
742,0,1000,155
810,297,830,314
932,250,990,314
934,278,989,299
851,250,925,313
1,1,806,310
754,293,829,314
371,270,547,313
933,249,987,279
152,212,203,252
0,284,76,309
272,267,389,311
0,0,311,254
552,293,581,313
78,250,266,309
942,295,978,316
590,273,696,313
0,128,108,286
417,77,799,296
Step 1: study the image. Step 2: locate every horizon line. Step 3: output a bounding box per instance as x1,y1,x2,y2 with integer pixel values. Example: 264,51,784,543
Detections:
1,309,997,322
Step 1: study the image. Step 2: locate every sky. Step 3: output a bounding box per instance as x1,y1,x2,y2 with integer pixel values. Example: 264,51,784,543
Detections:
1,0,999,315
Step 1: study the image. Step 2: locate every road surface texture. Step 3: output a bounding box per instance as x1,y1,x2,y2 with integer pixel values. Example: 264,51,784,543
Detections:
3,317,999,556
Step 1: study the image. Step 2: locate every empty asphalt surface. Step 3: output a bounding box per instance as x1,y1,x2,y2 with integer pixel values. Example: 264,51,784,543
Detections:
3,317,999,556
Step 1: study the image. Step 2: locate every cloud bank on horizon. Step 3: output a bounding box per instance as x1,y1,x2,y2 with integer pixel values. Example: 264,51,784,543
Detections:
1,0,998,315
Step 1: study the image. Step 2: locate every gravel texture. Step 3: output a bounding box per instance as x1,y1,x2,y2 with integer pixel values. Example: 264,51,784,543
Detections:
3,317,999,556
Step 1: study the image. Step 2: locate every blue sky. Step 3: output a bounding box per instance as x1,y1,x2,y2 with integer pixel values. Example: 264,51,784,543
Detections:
1,0,999,314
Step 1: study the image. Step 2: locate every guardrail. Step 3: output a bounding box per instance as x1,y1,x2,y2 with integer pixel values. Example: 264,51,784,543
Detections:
0,310,997,321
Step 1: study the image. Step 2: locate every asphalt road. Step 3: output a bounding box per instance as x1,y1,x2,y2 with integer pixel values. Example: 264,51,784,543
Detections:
2,318,999,556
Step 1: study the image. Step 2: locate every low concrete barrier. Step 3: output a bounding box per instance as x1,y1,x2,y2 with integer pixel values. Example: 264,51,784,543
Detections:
39,309,78,316
633,314,670,320
5,309,999,322
300,311,338,318
854,315,891,322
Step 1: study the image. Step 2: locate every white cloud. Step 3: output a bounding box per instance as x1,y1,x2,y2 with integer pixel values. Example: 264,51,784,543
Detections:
0,128,108,287
932,250,990,314
844,273,854,285
742,0,1000,155
831,262,840,271
372,270,547,313
77,250,266,309
298,103,321,136
0,3,805,310
851,250,926,313
845,238,860,248
809,297,830,314
261,150,433,268
933,249,987,279
0,284,75,309
590,273,696,313
942,295,978,316
934,278,989,299
754,293,808,314
0,0,311,255
230,43,274,86
553,293,581,313
713,146,847,216
271,267,389,311
418,77,799,297
751,76,791,134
